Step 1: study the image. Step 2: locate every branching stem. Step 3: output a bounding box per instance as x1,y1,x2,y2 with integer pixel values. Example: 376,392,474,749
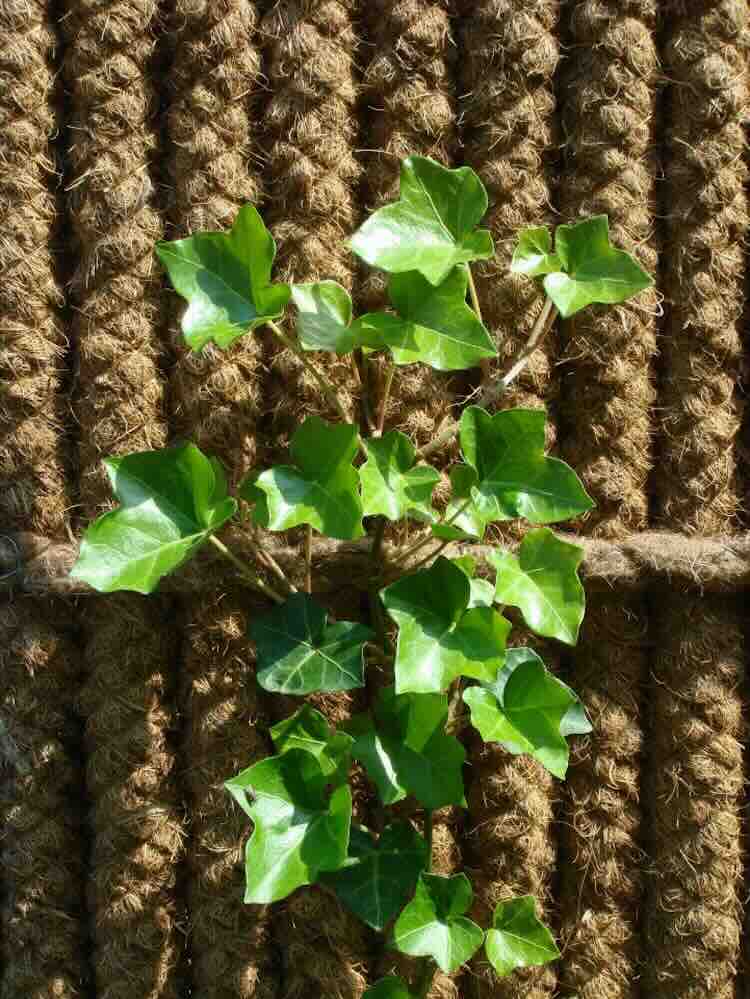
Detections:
250,527,297,594
208,535,284,603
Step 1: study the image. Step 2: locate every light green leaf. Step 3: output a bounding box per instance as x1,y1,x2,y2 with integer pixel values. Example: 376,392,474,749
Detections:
485,895,560,977
251,416,364,539
156,204,289,350
349,155,494,286
381,557,510,693
463,647,591,778
348,686,466,810
71,444,236,594
542,216,652,318
360,431,440,522
451,556,495,608
270,704,354,780
489,529,585,645
225,749,351,903
364,977,415,999
291,281,357,354
435,465,487,541
459,407,593,525
322,822,428,931
392,873,484,973
362,268,496,372
250,592,373,695
510,226,561,277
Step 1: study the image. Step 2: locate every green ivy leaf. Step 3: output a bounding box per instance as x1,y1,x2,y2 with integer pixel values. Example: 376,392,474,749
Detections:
270,705,354,781
225,749,351,904
489,529,585,645
363,977,415,999
358,268,496,372
349,155,494,286
349,686,466,810
459,407,593,525
249,592,373,695
432,465,487,541
290,281,357,354
360,431,440,522
71,444,236,594
463,648,591,778
251,416,364,539
156,205,290,350
510,226,561,277
541,216,652,318
381,557,510,693
322,822,428,931
485,896,560,977
451,555,495,608
392,872,484,973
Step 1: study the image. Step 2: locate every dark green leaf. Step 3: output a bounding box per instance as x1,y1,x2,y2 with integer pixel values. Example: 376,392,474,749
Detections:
542,216,653,318
322,822,428,930
225,749,351,903
252,416,364,539
349,686,466,810
291,281,359,354
156,204,289,350
489,529,585,645
349,156,494,286
360,431,440,522
71,444,236,594
463,647,591,778
250,592,373,695
459,407,593,525
363,977,415,999
381,557,510,693
451,555,495,608
270,704,354,780
510,226,561,277
392,872,484,973
485,895,560,977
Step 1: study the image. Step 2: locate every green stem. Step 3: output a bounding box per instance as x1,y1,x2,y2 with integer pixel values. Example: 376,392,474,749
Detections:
368,518,391,656
304,524,312,594
209,534,284,603
417,809,436,999
389,496,473,574
424,809,434,872
467,264,483,323
376,362,395,436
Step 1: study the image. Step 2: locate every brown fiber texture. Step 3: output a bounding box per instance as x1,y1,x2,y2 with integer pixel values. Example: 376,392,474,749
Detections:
0,598,88,999
260,0,361,449
0,0,70,539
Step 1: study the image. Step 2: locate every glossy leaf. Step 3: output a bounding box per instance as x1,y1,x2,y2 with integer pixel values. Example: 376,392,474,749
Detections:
392,873,484,973
71,444,236,594
349,155,494,286
542,216,652,318
360,431,440,522
322,822,428,930
250,592,372,695
434,465,487,541
510,226,561,277
291,281,357,353
225,749,351,903
251,416,364,539
156,204,289,350
485,896,560,977
270,705,354,780
381,557,510,693
459,407,593,525
349,686,466,810
363,978,415,999
489,529,585,645
451,556,495,608
463,647,591,778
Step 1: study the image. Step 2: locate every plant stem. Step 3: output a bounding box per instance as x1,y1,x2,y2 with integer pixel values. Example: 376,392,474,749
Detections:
390,497,473,573
368,518,390,656
424,809,434,872
377,362,395,436
304,525,312,594
416,809,436,999
208,535,284,604
416,298,559,460
356,350,377,434
467,265,483,323
250,528,297,594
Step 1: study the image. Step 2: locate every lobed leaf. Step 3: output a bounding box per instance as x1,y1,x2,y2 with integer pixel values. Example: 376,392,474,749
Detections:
484,896,560,977
510,226,561,277
359,430,440,522
270,704,354,781
71,443,236,594
291,281,356,354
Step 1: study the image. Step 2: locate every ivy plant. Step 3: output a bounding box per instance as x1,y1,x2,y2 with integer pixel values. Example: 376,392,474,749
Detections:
71,154,652,997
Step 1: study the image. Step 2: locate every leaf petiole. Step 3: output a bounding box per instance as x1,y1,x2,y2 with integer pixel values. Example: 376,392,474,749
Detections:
208,534,285,603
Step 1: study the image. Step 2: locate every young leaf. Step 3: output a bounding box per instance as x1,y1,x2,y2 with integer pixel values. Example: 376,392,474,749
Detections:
322,822,428,931
251,416,364,539
270,704,354,780
489,529,585,645
463,647,591,778
349,155,494,286
291,281,357,354
541,216,652,318
363,978,415,999
433,465,488,541
510,226,561,277
484,896,560,977
71,444,236,594
359,430,440,522
459,407,593,525
392,872,484,974
359,268,496,372
250,592,373,695
349,686,466,810
381,557,510,693
156,204,290,350
225,749,351,904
